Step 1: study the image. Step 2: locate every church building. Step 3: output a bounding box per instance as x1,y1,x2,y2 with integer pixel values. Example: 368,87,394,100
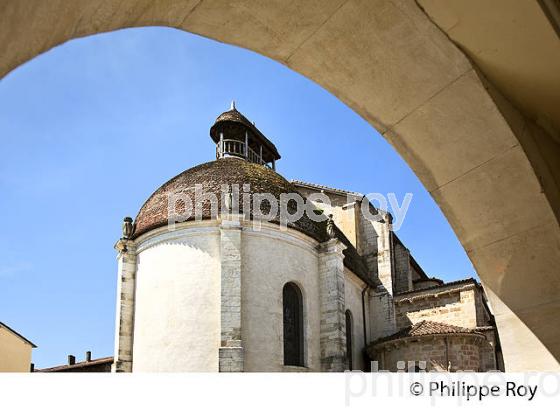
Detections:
40,104,504,372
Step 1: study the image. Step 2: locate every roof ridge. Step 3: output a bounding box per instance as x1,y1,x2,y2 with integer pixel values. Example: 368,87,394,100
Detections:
372,320,483,345
0,321,37,348
410,320,426,332
416,320,473,332
395,277,479,296
290,179,363,198
37,356,114,372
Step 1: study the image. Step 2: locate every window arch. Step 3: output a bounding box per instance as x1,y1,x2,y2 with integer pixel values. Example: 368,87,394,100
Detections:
283,282,304,366
345,310,353,370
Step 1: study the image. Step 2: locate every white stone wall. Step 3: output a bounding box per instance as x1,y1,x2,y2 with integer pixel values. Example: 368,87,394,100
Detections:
132,224,221,372
357,213,380,277
125,219,376,372
393,240,412,293
112,240,137,372
219,216,244,371
344,270,368,370
318,238,347,371
375,222,394,294
368,290,397,341
241,225,321,372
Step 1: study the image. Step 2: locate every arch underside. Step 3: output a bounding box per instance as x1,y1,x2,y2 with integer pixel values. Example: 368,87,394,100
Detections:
2,0,559,370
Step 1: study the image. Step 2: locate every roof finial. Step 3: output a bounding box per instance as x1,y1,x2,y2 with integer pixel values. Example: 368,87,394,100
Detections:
230,100,236,110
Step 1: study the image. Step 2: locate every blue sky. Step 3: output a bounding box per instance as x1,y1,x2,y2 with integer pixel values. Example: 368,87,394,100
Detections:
0,27,475,368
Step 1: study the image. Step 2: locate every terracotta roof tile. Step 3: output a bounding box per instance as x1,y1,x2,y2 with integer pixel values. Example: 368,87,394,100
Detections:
37,357,114,372
373,320,483,345
133,158,324,240
132,158,377,287
395,278,479,296
290,180,363,198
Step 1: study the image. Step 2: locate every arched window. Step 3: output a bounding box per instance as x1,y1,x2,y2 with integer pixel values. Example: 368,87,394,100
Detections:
283,282,304,366
345,310,353,370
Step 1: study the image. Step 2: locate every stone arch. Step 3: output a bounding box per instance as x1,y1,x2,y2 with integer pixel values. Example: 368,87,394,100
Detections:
1,1,559,370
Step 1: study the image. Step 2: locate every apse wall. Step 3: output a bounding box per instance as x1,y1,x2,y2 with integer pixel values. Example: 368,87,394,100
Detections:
132,226,221,372
241,225,321,372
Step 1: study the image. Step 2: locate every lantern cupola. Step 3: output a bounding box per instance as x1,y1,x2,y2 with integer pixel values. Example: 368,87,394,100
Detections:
210,101,281,170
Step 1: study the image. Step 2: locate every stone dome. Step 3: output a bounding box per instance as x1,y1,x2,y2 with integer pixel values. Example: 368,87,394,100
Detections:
132,157,377,287
132,157,324,240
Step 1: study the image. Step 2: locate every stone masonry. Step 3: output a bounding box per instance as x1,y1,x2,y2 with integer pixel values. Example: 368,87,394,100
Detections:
112,239,137,373
393,241,413,293
219,214,244,372
101,111,503,373
375,334,484,372
369,289,397,340
318,238,347,371
395,284,480,329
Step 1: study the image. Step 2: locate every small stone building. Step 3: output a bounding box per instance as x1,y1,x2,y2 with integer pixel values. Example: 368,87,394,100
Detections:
385,278,503,371
45,104,504,372
368,321,492,372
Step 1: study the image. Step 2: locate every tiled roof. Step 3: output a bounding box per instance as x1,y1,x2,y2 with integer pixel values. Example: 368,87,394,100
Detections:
290,180,363,198
412,278,443,284
132,158,377,287
373,320,483,345
395,278,479,297
133,158,326,241
37,357,114,372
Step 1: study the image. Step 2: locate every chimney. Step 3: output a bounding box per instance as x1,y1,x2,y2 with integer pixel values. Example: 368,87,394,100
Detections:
67,355,76,365
85,351,92,362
